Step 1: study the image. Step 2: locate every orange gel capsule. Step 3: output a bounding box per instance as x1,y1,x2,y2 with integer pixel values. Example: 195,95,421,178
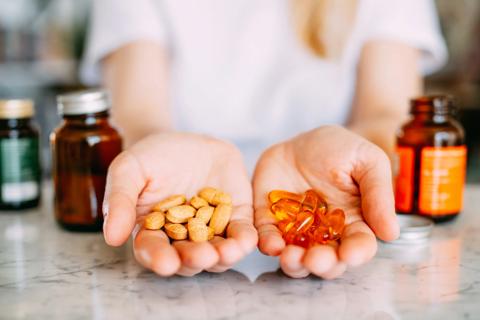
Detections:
313,207,327,226
268,190,303,204
294,211,314,233
317,197,328,214
319,208,346,240
327,209,345,240
313,225,330,244
277,220,294,233
283,211,314,244
283,228,296,244
292,232,312,248
271,198,301,221
301,189,318,212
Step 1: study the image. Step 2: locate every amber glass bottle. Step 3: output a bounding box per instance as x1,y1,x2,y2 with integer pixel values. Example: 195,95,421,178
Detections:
0,100,41,210
51,90,122,231
395,95,466,223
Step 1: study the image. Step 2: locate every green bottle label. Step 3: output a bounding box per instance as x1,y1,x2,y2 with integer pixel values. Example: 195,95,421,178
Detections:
0,137,40,203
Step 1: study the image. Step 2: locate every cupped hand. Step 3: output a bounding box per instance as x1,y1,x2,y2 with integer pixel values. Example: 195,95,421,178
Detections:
103,132,258,276
253,125,399,279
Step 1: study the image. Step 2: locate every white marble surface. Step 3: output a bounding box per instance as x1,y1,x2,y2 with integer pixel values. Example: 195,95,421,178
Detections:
1,184,479,320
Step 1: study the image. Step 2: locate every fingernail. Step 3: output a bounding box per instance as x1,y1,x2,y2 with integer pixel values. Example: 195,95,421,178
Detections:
102,201,109,218
102,219,109,241
138,248,152,266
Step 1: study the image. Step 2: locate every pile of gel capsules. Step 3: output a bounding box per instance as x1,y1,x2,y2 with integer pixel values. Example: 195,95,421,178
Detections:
268,189,345,248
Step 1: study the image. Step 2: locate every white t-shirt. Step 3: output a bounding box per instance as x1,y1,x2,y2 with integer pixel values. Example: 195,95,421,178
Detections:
81,0,447,147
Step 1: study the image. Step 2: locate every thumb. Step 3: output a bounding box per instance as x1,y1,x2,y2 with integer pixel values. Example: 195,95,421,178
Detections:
353,144,400,241
103,151,145,246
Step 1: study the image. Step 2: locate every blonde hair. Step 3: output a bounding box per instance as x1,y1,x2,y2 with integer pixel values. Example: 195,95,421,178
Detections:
291,0,357,59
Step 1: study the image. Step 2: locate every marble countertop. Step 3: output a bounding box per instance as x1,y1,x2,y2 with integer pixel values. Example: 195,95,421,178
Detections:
1,184,479,320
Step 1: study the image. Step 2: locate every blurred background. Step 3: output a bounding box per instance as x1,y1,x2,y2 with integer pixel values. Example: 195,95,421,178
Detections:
0,0,479,181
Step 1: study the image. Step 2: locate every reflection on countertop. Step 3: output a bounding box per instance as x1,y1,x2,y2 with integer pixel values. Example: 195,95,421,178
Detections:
1,184,479,320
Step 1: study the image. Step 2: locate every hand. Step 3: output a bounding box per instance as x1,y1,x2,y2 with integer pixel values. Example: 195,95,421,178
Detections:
253,125,399,279
103,132,258,276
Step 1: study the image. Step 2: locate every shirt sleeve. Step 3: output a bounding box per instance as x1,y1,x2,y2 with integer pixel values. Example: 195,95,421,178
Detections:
359,0,448,75
80,0,168,85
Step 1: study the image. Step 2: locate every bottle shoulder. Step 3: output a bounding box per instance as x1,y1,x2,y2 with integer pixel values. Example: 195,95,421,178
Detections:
51,122,122,144
397,118,465,147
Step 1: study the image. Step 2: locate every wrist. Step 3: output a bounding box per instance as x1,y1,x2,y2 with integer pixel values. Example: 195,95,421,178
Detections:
348,119,398,159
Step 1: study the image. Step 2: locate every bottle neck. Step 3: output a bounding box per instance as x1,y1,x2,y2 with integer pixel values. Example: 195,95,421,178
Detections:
411,112,453,124
410,96,457,124
0,117,33,129
62,111,110,127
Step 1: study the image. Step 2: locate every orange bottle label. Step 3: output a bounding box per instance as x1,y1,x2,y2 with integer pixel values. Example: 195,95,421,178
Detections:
419,146,467,215
394,146,415,212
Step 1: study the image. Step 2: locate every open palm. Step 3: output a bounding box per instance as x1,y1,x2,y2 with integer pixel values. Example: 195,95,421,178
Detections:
103,132,257,276
253,126,399,279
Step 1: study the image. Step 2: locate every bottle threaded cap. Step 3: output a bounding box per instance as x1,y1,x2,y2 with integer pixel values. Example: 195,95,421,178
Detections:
57,89,110,116
0,99,35,119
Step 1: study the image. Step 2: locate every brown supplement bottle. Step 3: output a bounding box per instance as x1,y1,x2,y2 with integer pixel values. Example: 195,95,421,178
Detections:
0,100,41,210
51,90,122,231
394,95,467,223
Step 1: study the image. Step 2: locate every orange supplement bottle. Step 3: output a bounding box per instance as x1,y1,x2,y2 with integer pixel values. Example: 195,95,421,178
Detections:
51,90,122,231
395,95,466,222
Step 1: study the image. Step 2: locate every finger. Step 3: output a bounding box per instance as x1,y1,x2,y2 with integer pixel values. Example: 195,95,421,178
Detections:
279,245,310,278
338,221,378,267
208,218,259,271
256,215,285,256
227,204,258,253
303,245,338,277
353,145,400,241
176,265,203,277
206,264,231,273
103,152,146,246
133,229,181,276
173,240,219,270
252,147,302,256
209,236,243,268
320,262,347,280
205,236,234,273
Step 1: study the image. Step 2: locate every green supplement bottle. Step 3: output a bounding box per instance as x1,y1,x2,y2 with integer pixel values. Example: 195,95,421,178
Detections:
0,100,41,210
